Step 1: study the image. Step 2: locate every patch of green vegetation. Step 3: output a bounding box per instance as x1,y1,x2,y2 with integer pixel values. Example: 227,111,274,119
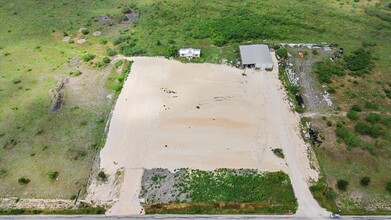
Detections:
278,64,303,113
309,179,338,212
0,207,106,215
97,170,107,181
106,60,133,96
81,53,96,62
149,169,297,214
312,59,345,84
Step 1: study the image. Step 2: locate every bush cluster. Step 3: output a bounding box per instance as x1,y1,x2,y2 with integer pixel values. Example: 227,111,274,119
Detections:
366,113,381,124
18,177,30,185
81,53,95,62
313,59,344,84
335,127,359,148
344,48,373,75
355,122,382,138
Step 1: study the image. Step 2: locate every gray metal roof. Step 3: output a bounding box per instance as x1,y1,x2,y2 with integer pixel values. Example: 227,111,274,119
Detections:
239,44,273,65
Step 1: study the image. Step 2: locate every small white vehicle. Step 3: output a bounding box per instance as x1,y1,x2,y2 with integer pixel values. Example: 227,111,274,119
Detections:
330,213,341,219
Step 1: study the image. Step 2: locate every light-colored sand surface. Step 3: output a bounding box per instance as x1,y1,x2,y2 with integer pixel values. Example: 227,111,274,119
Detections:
87,54,326,217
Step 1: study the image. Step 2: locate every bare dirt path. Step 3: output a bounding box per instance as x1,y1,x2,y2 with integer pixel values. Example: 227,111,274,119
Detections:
87,55,327,217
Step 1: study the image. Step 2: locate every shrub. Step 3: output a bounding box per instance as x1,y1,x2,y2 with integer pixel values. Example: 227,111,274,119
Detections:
113,35,132,45
70,195,77,200
18,177,30,185
81,53,95,62
276,48,288,59
102,57,110,64
12,79,22,84
288,84,299,94
360,177,371,186
99,39,108,45
335,127,359,147
166,46,178,57
382,117,391,128
47,171,59,180
355,122,371,135
69,39,74,44
347,110,359,121
364,101,378,109
337,179,349,191
70,70,82,77
355,122,381,138
351,104,362,112
327,120,332,127
106,48,117,56
114,60,123,68
386,182,391,193
313,59,344,84
81,28,89,35
98,171,107,181
366,113,381,124
63,31,69,37
327,87,336,94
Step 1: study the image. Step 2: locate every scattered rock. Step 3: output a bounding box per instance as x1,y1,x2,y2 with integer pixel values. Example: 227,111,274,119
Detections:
92,31,101,37
62,36,71,42
99,16,115,26
68,57,81,67
76,39,86,44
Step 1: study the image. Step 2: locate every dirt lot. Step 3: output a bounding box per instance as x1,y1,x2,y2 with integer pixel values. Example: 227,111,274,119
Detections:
87,55,324,216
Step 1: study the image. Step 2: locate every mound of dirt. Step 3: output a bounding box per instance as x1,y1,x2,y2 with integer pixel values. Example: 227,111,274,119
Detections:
92,31,102,37
99,16,115,26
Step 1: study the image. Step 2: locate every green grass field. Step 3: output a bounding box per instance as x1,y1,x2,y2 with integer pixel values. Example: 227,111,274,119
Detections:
0,0,390,214
146,169,297,214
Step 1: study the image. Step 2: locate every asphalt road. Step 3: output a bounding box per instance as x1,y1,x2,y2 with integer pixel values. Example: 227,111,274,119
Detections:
0,215,390,220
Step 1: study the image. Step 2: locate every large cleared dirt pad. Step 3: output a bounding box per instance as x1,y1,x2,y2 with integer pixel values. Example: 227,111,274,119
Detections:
88,56,322,216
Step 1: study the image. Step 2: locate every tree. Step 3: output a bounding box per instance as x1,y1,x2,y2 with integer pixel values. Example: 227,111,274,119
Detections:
337,179,349,191
81,28,89,35
102,57,111,64
386,181,391,193
360,177,371,186
18,177,30,185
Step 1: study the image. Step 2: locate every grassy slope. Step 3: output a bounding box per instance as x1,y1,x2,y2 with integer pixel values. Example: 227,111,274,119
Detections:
0,0,131,198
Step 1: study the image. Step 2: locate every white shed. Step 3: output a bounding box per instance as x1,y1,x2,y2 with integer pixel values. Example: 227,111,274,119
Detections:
179,48,201,59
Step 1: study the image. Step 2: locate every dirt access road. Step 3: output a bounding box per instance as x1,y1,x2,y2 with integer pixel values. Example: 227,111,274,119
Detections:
87,54,328,217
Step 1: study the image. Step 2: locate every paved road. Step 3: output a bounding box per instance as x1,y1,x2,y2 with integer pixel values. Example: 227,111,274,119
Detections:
0,215,390,220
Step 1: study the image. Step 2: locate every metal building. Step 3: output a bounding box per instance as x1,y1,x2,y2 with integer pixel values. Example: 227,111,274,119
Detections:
239,44,273,69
